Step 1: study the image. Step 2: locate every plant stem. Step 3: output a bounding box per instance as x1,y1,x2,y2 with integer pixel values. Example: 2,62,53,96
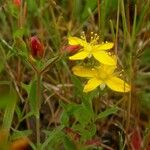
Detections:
36,73,41,149
97,0,100,32
28,59,41,149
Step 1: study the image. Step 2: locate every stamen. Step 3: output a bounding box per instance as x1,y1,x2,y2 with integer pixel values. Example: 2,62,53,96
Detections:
80,31,86,40
100,83,106,90
90,32,99,44
80,35,85,39
91,32,94,35
91,36,94,41
88,54,92,58
108,52,112,55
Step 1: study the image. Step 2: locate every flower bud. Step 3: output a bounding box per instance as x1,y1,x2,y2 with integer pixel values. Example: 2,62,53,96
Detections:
63,45,81,54
13,0,21,7
30,36,44,60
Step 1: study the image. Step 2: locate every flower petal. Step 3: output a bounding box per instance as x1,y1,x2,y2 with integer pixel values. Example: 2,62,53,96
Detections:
69,51,88,60
68,37,87,46
72,66,96,77
93,42,114,51
93,51,116,65
84,78,103,92
106,77,131,92
99,64,117,75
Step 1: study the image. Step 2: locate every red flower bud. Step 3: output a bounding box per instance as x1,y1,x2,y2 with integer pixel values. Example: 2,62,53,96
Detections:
63,45,81,54
13,0,21,7
130,128,142,150
30,36,44,60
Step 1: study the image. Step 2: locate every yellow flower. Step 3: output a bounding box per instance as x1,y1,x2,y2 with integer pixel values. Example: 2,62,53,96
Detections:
68,33,115,65
72,64,131,93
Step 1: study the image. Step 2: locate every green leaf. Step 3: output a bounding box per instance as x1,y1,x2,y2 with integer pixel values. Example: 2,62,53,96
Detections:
140,48,150,65
82,124,96,140
0,44,5,73
41,55,60,72
13,28,26,38
2,88,17,140
13,37,28,58
0,81,10,85
63,136,76,150
61,102,94,126
74,104,93,125
20,112,34,123
15,105,23,121
60,111,69,126
0,60,4,73
105,0,118,17
28,80,37,116
136,0,150,34
42,126,64,149
26,0,39,15
71,76,84,99
0,38,16,55
0,83,12,109
73,123,96,140
81,0,97,22
72,0,83,21
60,102,78,116
21,82,31,96
96,106,119,120
139,91,150,110
11,130,32,140
7,2,20,18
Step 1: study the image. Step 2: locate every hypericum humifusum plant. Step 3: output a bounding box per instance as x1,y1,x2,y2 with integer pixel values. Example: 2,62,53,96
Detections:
67,32,130,93
69,32,116,66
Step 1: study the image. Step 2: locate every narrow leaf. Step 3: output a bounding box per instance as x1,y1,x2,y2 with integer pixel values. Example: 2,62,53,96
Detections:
96,107,118,120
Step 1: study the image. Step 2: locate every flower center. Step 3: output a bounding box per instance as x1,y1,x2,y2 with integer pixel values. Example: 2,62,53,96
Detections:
96,68,109,81
86,44,92,52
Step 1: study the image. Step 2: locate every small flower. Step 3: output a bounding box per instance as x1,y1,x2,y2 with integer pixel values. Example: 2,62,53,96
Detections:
13,0,21,7
30,36,44,60
11,138,29,150
68,32,115,65
72,63,130,93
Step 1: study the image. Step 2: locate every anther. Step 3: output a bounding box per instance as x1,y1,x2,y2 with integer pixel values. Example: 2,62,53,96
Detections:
88,54,92,58
108,52,112,55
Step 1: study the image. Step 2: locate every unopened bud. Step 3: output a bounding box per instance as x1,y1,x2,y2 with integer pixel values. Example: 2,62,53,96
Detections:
63,45,81,54
30,36,44,60
13,0,21,7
